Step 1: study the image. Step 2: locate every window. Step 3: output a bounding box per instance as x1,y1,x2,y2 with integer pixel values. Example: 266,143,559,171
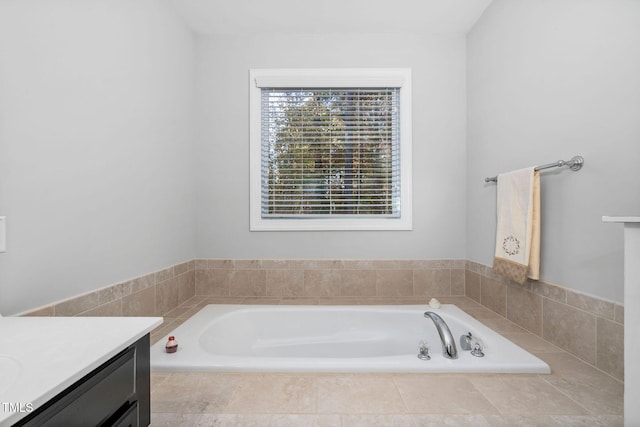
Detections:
249,68,412,231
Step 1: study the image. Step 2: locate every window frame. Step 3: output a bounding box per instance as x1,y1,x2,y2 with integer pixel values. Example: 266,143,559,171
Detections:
249,68,412,231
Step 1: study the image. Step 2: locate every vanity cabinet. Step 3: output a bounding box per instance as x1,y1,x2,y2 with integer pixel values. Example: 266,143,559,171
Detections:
13,335,150,427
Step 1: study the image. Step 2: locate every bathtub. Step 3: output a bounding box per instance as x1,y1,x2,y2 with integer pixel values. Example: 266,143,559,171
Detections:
151,304,550,374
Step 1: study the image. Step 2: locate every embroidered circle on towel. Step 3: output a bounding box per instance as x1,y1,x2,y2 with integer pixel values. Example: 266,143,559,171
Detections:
502,235,521,256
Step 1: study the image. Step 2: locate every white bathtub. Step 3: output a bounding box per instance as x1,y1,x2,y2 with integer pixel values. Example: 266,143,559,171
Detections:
151,304,550,374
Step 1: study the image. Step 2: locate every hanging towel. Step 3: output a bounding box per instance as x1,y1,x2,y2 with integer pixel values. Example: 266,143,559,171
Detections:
493,167,540,284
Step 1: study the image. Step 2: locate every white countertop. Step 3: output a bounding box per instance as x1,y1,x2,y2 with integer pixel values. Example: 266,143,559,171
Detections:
0,316,162,426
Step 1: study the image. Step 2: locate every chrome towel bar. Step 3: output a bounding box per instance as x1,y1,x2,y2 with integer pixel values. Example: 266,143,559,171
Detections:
485,155,584,183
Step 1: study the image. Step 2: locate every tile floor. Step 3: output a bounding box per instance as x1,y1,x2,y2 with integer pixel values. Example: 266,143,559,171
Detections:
149,296,623,426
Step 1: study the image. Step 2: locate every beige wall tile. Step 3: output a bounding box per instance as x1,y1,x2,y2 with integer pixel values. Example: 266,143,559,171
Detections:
208,259,234,269
55,292,101,316
233,259,262,269
173,261,189,276
413,269,451,296
567,291,615,320
532,281,566,304
465,270,481,303
261,259,293,269
614,304,624,324
23,305,55,316
480,277,506,317
122,286,156,317
425,260,455,269
596,317,624,381
506,285,542,335
342,260,376,270
304,269,341,297
376,270,413,297
229,270,267,297
156,277,179,316
543,299,596,365
127,273,155,294
79,299,122,317
478,317,527,334
177,271,195,305
266,269,305,297
156,266,175,283
299,259,343,270
195,269,230,296
501,332,562,354
451,269,465,295
340,270,376,297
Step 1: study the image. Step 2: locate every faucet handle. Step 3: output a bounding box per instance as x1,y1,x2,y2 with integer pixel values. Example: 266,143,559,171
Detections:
417,340,431,360
471,340,485,357
460,332,473,351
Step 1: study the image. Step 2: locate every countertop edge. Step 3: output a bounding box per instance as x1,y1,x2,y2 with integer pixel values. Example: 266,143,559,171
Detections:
0,316,163,426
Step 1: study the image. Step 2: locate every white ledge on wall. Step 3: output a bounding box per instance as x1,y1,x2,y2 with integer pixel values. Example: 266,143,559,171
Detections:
602,216,640,223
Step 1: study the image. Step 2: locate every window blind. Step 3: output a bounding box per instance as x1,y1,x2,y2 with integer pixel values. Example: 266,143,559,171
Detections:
260,88,401,218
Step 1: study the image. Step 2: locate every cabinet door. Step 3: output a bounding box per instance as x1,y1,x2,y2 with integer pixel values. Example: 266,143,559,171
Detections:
108,401,138,427
17,348,136,426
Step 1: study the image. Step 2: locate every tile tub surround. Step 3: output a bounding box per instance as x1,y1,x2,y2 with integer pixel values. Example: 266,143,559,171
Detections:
22,260,196,318
194,259,466,299
466,260,624,382
21,258,623,381
149,295,623,426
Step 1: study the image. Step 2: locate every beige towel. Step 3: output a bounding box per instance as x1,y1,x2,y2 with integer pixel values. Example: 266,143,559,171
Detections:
493,167,540,284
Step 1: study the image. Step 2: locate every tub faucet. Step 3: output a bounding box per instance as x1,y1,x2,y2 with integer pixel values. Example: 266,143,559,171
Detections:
424,311,458,359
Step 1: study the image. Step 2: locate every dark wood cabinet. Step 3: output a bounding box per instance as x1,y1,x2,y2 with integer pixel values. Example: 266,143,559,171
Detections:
14,334,150,427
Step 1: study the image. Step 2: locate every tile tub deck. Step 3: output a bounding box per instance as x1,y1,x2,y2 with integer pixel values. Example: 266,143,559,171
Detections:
149,296,623,426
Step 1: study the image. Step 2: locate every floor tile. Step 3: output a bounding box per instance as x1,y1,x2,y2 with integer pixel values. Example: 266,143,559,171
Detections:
544,374,623,415
394,375,499,415
536,352,611,379
483,414,563,426
194,413,272,426
150,412,202,426
341,414,415,426
270,414,341,426
470,376,588,415
224,374,316,413
151,373,241,414
548,415,623,427
412,414,491,426
317,374,406,414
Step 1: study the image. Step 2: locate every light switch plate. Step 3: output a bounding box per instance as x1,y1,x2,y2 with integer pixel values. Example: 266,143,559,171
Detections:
0,216,6,252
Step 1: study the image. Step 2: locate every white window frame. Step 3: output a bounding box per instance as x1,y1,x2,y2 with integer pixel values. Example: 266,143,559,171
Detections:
249,68,412,231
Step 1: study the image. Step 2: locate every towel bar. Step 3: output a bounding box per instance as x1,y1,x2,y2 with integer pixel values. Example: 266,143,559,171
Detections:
485,155,584,183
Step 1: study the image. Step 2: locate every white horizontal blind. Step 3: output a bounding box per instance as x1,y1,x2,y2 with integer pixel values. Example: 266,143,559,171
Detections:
261,88,401,218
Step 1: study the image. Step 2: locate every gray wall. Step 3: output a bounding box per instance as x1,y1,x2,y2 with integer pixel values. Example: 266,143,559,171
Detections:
3,0,636,314
194,34,468,260
0,0,197,315
466,0,640,303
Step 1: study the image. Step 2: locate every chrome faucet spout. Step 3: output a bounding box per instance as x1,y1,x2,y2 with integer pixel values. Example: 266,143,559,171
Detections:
424,311,458,359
